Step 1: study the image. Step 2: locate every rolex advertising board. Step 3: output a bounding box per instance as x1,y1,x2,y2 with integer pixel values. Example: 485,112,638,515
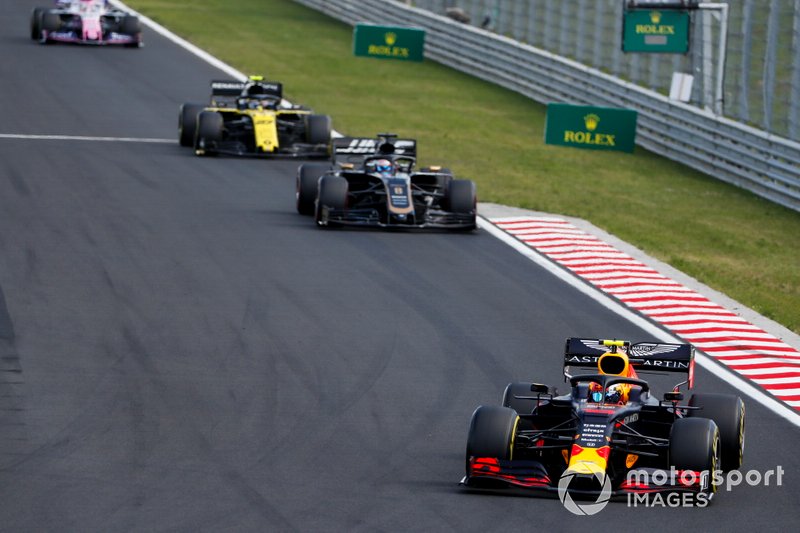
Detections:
544,104,638,153
353,24,425,62
622,9,690,53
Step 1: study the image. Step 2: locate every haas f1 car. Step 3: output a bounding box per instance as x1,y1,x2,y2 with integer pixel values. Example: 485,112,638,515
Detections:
178,76,332,158
464,338,745,502
296,134,477,230
30,1,142,47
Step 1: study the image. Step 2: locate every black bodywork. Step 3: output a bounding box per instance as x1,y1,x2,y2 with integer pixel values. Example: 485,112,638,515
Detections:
298,134,477,230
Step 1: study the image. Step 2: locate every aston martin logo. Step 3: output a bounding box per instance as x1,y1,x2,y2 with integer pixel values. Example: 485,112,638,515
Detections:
385,32,397,46
580,339,608,352
630,343,679,357
650,11,662,24
584,114,600,131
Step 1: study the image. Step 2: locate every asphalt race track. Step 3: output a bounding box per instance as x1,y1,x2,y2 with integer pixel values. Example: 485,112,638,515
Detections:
0,2,798,530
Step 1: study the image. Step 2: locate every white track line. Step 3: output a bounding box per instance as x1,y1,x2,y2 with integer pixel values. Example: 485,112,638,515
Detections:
109,0,800,429
0,133,173,143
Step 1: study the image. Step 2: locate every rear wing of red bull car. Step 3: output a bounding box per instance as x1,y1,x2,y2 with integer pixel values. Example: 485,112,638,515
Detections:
563,337,696,389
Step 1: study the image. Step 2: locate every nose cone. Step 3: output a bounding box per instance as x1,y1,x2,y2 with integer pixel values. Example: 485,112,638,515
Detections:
565,444,610,476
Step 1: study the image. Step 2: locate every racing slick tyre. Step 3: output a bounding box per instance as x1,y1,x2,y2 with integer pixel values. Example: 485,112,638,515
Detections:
502,383,539,415
30,8,45,40
465,405,519,477
426,169,453,194
445,179,477,230
179,103,205,147
688,393,745,472
669,417,721,496
194,111,224,155
305,114,332,145
315,176,348,226
297,163,330,216
446,179,476,214
41,11,61,32
120,15,142,35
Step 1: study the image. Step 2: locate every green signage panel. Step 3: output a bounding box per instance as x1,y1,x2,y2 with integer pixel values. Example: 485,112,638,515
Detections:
622,9,690,53
353,24,425,62
544,103,638,153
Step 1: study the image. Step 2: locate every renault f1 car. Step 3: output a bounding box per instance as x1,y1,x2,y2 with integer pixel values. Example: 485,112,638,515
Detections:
463,338,745,502
178,76,332,158
30,1,142,47
296,133,477,229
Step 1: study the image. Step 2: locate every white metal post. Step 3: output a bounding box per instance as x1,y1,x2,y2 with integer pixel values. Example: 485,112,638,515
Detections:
698,3,729,115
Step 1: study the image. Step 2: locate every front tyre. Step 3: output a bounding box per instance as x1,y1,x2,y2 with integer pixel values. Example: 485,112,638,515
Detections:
41,11,61,32
30,8,45,40
297,163,330,215
670,417,721,497
194,111,223,155
315,176,348,226
120,15,141,35
445,179,477,230
465,405,518,478
179,103,205,147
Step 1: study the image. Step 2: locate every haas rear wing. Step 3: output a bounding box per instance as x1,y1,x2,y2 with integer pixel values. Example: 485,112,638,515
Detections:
563,337,695,386
332,134,416,164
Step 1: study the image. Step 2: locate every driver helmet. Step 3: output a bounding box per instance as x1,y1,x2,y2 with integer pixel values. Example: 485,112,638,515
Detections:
370,159,395,177
589,382,627,404
604,384,624,404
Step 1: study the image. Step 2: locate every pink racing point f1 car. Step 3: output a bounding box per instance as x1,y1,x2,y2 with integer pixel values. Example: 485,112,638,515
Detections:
30,0,142,47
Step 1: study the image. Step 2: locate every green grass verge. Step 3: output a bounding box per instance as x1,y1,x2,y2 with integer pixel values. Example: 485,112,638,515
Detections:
127,0,800,335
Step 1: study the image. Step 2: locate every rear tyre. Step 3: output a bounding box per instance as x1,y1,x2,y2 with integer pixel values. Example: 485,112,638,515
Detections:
179,103,205,147
502,383,539,415
305,114,332,145
465,405,518,477
297,163,330,215
194,111,223,154
688,393,745,472
434,172,453,194
670,417,720,496
30,8,45,40
315,176,348,226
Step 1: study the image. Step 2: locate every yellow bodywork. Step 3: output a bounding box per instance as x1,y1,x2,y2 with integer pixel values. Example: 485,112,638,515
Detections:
565,445,610,476
207,106,310,154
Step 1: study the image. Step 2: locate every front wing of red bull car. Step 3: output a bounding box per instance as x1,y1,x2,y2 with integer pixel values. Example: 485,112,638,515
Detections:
462,338,745,504
307,135,477,230
31,1,142,47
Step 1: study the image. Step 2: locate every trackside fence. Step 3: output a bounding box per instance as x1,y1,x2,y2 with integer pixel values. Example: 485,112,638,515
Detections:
293,0,800,213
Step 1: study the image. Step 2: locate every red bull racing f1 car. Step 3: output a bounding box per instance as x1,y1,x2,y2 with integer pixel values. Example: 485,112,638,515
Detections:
463,338,745,503
30,1,142,47
296,133,477,230
178,76,331,158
